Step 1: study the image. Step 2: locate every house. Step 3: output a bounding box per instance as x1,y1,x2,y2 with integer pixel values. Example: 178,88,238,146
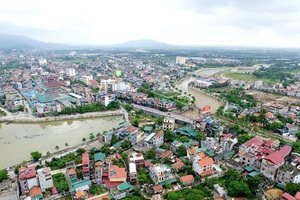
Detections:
265,112,275,120
37,168,53,192
281,192,296,200
69,180,92,198
295,191,300,200
179,175,194,186
260,145,292,181
94,152,106,162
162,117,176,131
276,164,300,185
110,182,133,200
82,153,90,180
144,131,164,149
29,186,43,200
193,157,215,177
152,185,163,194
143,126,153,134
171,162,185,172
149,164,171,184
109,165,127,182
187,148,198,163
129,162,137,183
219,133,238,152
129,152,145,168
94,161,103,183
214,184,226,198
170,140,182,152
18,166,38,194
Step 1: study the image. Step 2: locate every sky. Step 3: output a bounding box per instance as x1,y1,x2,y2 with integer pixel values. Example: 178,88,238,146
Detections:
1,0,300,47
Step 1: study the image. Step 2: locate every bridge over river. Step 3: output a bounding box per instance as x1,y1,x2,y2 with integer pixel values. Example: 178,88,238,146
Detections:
131,104,194,125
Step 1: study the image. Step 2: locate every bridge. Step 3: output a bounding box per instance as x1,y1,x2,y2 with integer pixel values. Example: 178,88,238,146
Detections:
131,104,194,125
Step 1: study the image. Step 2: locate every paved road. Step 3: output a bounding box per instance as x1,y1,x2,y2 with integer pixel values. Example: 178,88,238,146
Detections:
131,104,194,124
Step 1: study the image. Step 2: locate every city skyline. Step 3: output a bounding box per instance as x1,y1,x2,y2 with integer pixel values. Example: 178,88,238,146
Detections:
1,0,300,47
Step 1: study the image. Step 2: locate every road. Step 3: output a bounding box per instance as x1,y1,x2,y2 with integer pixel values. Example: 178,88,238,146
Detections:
131,104,194,124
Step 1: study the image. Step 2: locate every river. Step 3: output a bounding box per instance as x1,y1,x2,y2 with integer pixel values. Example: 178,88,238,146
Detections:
175,69,223,118
0,116,123,169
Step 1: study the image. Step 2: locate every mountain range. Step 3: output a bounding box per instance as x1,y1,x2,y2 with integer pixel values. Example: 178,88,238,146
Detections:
0,33,175,50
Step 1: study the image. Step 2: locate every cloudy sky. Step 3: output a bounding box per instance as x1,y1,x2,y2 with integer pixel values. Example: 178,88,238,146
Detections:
1,0,300,47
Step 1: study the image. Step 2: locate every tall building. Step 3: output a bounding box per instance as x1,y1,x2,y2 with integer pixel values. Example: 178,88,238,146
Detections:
66,68,76,77
37,168,54,192
176,56,186,65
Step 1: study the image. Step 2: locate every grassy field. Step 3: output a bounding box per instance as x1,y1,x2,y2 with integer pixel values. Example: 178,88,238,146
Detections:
215,71,276,84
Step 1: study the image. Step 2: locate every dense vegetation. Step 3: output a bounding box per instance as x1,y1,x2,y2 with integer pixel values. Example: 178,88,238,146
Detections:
59,101,120,115
220,88,256,108
0,169,8,183
52,173,69,193
253,64,294,84
45,152,81,170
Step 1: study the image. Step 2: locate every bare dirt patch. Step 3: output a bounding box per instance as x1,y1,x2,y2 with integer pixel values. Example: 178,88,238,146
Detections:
246,90,299,105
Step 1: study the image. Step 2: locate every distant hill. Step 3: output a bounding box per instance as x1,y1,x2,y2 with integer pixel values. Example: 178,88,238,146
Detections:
115,39,174,48
0,33,66,50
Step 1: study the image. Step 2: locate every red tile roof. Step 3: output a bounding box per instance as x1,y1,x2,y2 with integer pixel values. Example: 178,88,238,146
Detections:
172,162,185,170
30,186,42,197
198,157,214,167
281,192,296,200
89,79,99,85
244,137,259,148
180,175,194,183
153,185,163,192
295,191,300,200
19,166,36,180
200,169,214,177
264,145,291,165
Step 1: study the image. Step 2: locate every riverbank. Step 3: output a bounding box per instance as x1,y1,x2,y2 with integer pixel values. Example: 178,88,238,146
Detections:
0,109,124,123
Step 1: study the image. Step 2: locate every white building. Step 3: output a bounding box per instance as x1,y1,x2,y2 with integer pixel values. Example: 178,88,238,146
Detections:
66,68,76,77
129,162,137,183
38,58,47,66
113,82,129,92
101,79,116,93
144,131,164,149
176,56,186,65
193,157,214,177
162,117,175,131
80,75,93,85
149,164,171,184
193,80,212,88
37,168,54,192
101,94,115,106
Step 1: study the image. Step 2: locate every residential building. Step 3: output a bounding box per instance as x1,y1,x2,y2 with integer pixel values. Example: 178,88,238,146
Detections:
110,182,133,200
129,162,137,183
109,165,127,182
176,56,186,65
148,164,171,184
144,131,164,149
187,148,198,163
37,168,53,192
94,161,103,183
171,162,185,172
170,140,182,152
29,186,43,200
101,79,116,93
66,161,77,184
219,133,238,152
276,164,300,185
260,145,292,181
80,75,93,85
101,94,115,106
0,180,19,200
18,166,38,194
66,68,76,77
129,152,145,168
179,175,194,186
82,153,90,180
193,157,215,177
162,117,175,131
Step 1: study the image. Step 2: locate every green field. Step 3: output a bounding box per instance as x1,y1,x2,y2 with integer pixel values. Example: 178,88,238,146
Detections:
215,71,276,84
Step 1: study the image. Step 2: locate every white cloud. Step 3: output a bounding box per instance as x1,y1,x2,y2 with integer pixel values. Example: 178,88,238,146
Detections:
0,0,300,47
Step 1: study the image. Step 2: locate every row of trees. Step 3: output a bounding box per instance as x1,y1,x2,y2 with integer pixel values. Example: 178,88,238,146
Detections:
59,101,120,115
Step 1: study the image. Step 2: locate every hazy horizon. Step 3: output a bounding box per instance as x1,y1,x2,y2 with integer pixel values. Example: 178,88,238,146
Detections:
1,0,300,48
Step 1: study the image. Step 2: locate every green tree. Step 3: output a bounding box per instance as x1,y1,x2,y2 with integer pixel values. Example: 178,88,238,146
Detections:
121,140,131,149
179,136,190,143
144,149,156,159
195,132,204,142
165,182,172,189
52,173,69,192
65,143,69,147
89,133,95,141
0,169,8,182
30,151,42,161
82,137,86,143
285,182,300,196
164,130,176,142
55,145,60,151
155,117,163,125
76,148,86,155
227,181,252,197
178,145,187,157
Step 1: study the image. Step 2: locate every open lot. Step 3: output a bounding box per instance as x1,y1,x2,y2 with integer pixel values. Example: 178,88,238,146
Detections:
246,90,299,105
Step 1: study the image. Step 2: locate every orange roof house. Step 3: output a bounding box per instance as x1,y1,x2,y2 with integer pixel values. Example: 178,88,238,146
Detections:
109,165,127,182
180,175,194,185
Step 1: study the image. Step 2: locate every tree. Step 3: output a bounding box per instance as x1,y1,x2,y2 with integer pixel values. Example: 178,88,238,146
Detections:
296,131,300,140
227,181,252,197
0,169,8,182
164,130,176,142
165,182,172,189
82,137,86,143
179,136,190,143
76,148,86,155
195,132,204,142
285,182,300,196
55,145,60,151
111,135,119,146
30,151,42,161
178,145,187,157
223,169,244,186
89,133,95,141
144,149,156,159
155,117,163,125
247,176,263,194
65,143,69,147
46,151,51,157
121,140,131,149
